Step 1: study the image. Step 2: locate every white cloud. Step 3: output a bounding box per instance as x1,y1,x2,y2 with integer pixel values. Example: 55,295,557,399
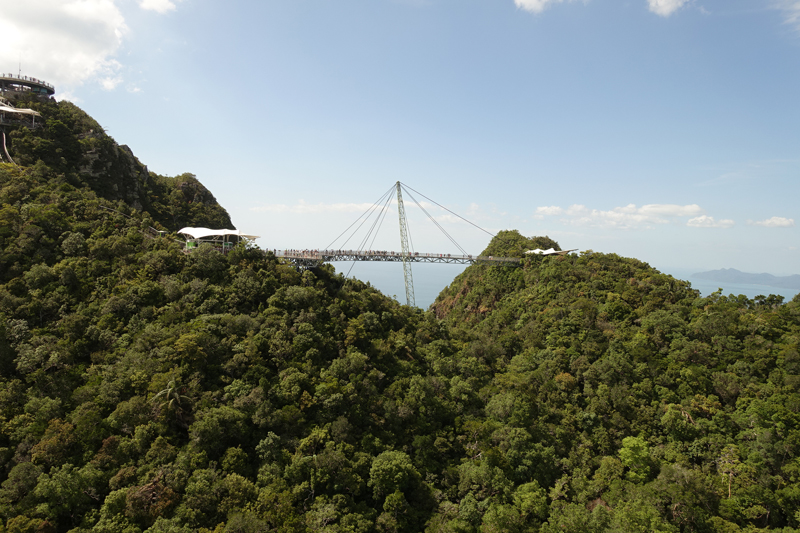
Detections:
515,0,795,26
638,204,703,216
647,0,690,17
514,0,575,14
56,90,80,103
0,0,180,94
535,203,704,228
776,1,800,29
433,214,465,224
566,204,589,216
536,206,564,216
750,216,795,228
100,74,123,90
515,0,691,16
687,215,735,228
0,0,127,91
139,0,179,14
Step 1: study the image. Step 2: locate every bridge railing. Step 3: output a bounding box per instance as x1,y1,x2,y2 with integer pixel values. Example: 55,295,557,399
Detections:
275,249,520,266
0,74,55,90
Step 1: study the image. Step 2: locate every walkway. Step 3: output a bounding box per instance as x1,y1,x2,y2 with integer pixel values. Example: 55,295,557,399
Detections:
276,249,520,268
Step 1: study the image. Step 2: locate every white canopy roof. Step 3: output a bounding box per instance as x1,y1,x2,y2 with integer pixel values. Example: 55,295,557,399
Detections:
178,227,260,240
525,248,577,256
525,248,559,255
0,104,40,116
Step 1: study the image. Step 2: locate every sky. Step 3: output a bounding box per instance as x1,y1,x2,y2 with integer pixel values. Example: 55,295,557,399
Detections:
2,0,799,303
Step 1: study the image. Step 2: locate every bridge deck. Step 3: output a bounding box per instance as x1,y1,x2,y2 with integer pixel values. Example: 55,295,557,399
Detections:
277,250,520,268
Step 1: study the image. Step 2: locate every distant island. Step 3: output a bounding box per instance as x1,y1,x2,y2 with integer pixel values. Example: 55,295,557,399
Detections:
692,268,800,290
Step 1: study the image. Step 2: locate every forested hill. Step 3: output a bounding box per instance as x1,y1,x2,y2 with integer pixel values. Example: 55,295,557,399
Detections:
1,103,800,533
432,231,800,532
3,95,232,234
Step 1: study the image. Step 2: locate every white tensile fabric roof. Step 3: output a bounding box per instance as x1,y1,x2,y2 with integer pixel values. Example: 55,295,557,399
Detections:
178,227,260,240
0,104,40,116
525,248,577,256
525,248,560,255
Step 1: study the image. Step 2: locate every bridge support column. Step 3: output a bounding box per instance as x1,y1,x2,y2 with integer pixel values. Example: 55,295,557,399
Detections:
396,182,416,307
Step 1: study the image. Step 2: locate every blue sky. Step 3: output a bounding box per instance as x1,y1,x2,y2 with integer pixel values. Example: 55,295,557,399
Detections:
2,0,799,296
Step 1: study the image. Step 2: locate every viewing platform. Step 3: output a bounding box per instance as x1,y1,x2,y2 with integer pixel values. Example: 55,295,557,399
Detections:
277,249,521,269
178,227,260,253
0,73,55,98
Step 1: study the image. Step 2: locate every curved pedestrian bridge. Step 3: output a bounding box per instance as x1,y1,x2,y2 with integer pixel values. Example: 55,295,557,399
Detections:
276,249,521,268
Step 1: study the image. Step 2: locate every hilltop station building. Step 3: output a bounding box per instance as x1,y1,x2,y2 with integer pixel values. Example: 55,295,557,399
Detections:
0,73,54,133
178,227,260,253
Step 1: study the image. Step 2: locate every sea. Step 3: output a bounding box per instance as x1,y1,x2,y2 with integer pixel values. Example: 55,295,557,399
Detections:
333,261,468,310
666,268,799,303
339,262,799,310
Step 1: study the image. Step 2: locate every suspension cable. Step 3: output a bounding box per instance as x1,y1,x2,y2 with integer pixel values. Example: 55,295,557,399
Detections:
403,196,415,254
321,181,523,280
368,194,393,251
355,192,392,252
402,187,468,256
400,182,524,252
400,182,497,240
346,188,394,277
324,184,395,250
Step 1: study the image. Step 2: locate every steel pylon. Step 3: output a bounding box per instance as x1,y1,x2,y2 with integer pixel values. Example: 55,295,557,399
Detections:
395,181,416,307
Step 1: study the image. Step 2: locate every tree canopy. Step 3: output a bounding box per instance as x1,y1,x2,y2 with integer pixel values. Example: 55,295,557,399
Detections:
1,99,799,532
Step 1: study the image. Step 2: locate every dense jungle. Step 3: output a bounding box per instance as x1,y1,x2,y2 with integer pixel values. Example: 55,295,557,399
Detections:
0,97,799,533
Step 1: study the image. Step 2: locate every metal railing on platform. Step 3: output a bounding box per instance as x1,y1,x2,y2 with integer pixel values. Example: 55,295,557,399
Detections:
0,74,55,91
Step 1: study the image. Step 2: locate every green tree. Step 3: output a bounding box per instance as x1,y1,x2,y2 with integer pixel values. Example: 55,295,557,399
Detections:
152,380,192,427
619,437,651,483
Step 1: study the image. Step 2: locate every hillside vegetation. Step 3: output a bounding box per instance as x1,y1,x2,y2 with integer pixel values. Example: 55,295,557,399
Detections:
1,100,799,533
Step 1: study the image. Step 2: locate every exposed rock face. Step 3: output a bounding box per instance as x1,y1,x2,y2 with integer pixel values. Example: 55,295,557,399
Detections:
145,171,234,231
81,140,149,211
176,174,220,206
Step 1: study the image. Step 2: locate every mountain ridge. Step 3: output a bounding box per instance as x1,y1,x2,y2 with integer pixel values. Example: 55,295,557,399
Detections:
692,267,800,290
